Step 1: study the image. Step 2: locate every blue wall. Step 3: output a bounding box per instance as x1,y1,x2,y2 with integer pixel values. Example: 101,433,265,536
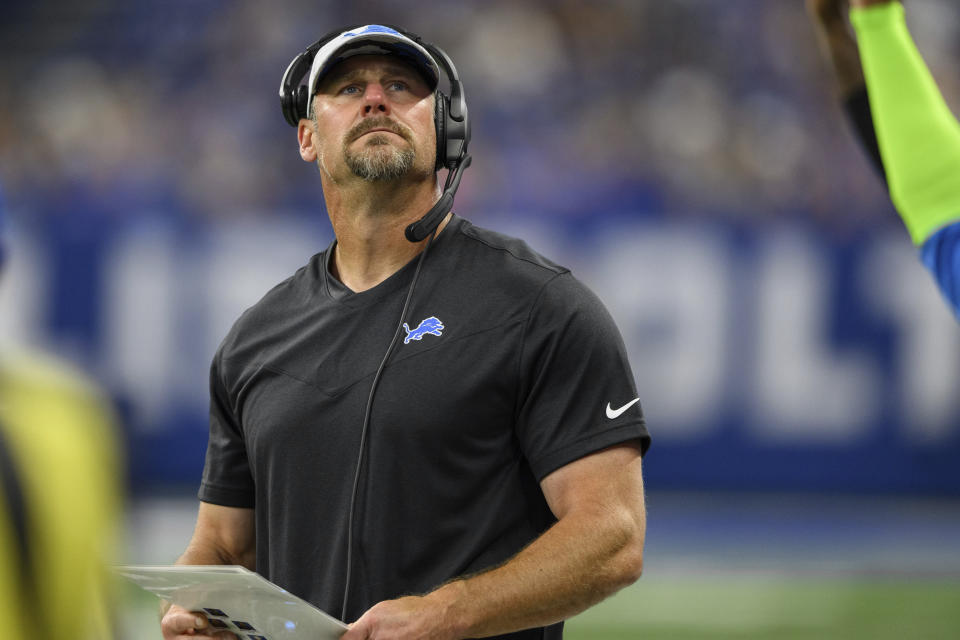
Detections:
4,212,958,495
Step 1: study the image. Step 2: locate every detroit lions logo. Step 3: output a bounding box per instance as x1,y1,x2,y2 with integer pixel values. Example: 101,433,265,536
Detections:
345,25,402,37
403,316,445,345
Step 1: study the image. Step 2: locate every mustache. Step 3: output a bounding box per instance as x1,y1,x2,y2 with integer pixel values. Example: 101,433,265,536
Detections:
347,117,411,143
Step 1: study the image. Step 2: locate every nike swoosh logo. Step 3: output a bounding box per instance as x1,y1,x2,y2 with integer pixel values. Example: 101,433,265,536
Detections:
606,398,640,419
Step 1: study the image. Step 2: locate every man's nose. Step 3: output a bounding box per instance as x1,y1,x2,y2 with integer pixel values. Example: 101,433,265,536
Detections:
362,83,389,115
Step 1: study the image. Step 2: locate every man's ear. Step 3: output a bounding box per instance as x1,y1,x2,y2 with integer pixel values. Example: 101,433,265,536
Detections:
298,119,318,163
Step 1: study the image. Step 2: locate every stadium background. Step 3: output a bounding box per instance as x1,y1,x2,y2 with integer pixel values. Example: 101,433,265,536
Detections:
1,0,959,637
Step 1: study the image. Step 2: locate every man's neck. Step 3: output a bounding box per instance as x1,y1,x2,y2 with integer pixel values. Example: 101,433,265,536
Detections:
325,177,446,292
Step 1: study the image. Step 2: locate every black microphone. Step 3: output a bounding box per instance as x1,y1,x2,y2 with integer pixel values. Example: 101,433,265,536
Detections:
405,154,472,242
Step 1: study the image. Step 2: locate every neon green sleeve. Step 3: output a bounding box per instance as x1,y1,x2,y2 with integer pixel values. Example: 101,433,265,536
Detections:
851,2,960,245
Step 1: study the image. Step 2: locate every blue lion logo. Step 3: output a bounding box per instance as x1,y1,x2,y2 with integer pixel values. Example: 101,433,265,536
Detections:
359,25,400,35
403,316,444,345
345,25,402,38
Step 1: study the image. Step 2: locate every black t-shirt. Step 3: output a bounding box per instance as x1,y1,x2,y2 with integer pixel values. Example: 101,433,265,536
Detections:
199,215,650,638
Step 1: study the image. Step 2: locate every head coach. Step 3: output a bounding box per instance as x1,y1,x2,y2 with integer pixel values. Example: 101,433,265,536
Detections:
161,24,650,640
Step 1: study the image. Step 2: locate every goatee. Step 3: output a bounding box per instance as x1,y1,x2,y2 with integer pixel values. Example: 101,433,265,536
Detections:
343,117,417,181
345,136,416,181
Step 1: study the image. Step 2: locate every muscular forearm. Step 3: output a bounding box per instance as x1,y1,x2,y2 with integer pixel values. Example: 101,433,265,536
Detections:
160,506,255,623
175,503,256,568
345,446,646,640
160,542,251,616
432,503,644,637
174,539,253,568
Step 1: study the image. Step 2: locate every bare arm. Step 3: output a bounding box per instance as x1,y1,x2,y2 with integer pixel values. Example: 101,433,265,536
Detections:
160,502,256,639
808,0,890,178
343,442,646,639
807,0,905,95
807,0,866,99
176,502,256,568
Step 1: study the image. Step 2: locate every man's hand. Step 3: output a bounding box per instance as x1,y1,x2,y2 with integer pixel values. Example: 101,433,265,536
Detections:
806,0,867,98
158,504,254,638
807,0,895,29
341,589,464,640
807,0,850,26
161,604,238,640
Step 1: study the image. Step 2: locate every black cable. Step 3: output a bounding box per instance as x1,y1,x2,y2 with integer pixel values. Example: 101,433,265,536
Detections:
340,226,439,621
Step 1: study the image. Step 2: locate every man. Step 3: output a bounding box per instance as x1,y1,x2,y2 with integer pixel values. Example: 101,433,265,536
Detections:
808,0,960,317
162,25,649,640
0,192,122,639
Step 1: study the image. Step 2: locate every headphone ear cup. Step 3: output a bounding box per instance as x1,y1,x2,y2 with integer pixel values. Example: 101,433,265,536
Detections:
295,85,310,122
281,83,297,126
280,50,310,127
434,91,448,170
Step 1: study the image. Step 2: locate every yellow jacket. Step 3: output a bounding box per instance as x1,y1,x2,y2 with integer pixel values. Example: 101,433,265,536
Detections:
0,350,121,640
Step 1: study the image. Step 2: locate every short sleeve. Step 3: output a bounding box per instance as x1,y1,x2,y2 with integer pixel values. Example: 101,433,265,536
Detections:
515,272,650,481
920,222,960,320
197,349,255,508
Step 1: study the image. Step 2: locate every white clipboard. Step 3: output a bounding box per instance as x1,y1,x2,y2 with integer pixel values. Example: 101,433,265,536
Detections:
116,565,347,639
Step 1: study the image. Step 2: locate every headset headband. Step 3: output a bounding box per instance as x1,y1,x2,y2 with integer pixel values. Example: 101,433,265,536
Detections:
279,25,464,127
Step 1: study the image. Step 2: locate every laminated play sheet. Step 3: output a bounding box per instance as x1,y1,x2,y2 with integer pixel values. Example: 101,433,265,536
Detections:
116,565,347,639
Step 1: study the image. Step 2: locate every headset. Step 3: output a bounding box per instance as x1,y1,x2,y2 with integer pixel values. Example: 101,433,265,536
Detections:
279,26,472,620
279,24,472,242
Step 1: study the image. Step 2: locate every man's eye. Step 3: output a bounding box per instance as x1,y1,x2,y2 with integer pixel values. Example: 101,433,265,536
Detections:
387,81,408,92
339,85,361,95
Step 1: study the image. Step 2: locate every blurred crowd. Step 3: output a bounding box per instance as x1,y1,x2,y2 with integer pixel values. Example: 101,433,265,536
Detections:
1,0,959,238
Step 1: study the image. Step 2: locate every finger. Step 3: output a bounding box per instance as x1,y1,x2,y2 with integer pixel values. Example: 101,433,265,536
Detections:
340,620,368,640
197,621,238,639
179,624,238,640
163,609,209,635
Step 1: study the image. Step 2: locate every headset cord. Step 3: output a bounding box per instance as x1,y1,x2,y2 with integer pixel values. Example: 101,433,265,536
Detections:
340,225,439,622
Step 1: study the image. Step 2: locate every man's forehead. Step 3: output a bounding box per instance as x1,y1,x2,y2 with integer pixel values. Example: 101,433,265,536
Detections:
318,54,431,89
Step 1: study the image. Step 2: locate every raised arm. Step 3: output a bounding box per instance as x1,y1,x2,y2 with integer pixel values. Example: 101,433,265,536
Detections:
850,0,960,245
850,0,960,314
809,0,960,316
159,502,255,640
806,0,886,178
